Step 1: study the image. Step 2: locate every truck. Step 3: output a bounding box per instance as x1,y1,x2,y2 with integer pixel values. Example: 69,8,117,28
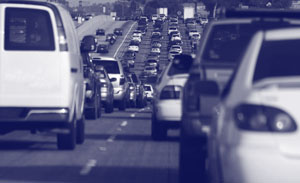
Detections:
157,8,168,17
183,4,194,21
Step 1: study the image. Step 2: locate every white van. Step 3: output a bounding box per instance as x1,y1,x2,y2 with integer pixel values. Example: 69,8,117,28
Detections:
92,56,129,111
0,0,91,150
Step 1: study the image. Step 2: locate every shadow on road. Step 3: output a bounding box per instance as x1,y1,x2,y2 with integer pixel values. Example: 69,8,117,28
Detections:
0,165,178,183
85,134,180,142
0,140,56,151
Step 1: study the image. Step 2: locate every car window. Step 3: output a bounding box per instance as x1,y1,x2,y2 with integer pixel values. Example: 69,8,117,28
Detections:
144,86,151,91
5,8,55,51
131,74,139,83
94,60,120,74
202,24,255,63
253,39,300,82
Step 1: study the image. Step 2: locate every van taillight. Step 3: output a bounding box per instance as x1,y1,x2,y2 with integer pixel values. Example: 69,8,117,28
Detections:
58,27,68,51
234,104,297,132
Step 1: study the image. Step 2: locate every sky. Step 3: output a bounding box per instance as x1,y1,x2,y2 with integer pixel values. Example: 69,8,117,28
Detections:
67,0,117,7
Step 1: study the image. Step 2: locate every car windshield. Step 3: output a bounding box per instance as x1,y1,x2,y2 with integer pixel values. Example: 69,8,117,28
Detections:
131,74,139,83
93,60,120,74
253,39,300,82
203,22,298,64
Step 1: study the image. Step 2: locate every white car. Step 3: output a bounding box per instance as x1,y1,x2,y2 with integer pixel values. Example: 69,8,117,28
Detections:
144,84,154,101
170,45,183,54
128,44,139,52
200,17,208,25
144,66,157,76
208,28,300,183
150,47,161,54
131,35,142,43
133,30,143,37
188,30,200,38
171,34,181,41
168,27,178,35
152,55,193,140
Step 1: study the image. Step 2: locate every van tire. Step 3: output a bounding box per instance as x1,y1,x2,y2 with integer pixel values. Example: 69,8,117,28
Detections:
76,116,85,144
118,98,126,111
57,116,76,150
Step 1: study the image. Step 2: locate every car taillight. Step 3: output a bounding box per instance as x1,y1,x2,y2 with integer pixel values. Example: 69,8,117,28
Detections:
101,83,108,88
130,86,135,90
57,27,68,51
120,78,125,85
234,104,297,132
160,85,181,100
183,73,200,111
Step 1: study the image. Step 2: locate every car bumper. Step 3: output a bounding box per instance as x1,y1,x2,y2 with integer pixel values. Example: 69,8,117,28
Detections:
219,144,300,183
0,108,69,122
113,88,126,100
155,100,182,121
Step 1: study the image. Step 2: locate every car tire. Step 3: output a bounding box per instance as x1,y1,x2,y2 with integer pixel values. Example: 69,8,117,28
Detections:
118,98,126,111
151,114,167,140
105,101,114,113
57,115,76,150
85,96,99,120
76,115,85,144
179,131,207,183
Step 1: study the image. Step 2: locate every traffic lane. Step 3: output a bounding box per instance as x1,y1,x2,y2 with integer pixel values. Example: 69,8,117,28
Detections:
0,107,179,183
77,15,127,41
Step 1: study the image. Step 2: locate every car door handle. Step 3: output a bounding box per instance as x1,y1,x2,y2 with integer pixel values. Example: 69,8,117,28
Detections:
71,68,78,73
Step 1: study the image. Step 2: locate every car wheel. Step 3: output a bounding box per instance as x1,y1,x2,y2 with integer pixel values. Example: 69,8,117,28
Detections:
97,92,101,118
151,114,167,140
105,101,114,113
118,98,126,111
85,97,98,120
76,115,85,144
179,130,207,183
57,114,76,150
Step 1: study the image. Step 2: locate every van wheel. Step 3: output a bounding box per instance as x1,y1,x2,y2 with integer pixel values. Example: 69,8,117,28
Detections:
151,114,166,140
76,115,85,144
118,99,126,111
57,116,76,150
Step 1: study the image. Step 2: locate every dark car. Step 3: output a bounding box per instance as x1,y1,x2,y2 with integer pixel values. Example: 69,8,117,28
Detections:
81,35,102,120
124,50,136,60
114,28,123,36
129,72,147,108
96,28,105,36
97,42,110,53
106,33,117,45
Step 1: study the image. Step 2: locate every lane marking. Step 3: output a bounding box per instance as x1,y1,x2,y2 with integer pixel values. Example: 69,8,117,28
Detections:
130,113,136,118
120,121,128,127
138,108,145,112
107,135,116,142
80,159,97,176
99,146,107,151
113,22,136,58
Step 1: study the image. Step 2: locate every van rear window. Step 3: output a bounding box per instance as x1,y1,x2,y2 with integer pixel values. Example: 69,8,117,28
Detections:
5,8,55,51
93,60,120,74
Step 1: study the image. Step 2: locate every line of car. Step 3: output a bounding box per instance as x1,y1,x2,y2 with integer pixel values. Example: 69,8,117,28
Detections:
178,8,300,183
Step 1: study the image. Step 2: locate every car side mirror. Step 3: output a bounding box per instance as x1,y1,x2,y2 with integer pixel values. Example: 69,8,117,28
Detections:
195,80,219,96
110,78,117,82
80,35,96,52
